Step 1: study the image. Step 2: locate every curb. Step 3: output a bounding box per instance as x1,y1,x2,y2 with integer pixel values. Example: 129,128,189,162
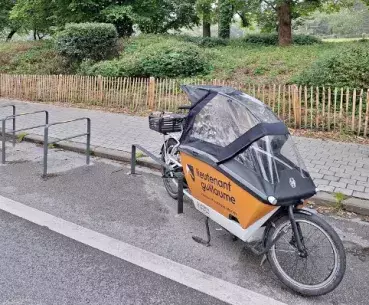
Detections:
312,192,369,216
18,133,369,217
20,133,161,171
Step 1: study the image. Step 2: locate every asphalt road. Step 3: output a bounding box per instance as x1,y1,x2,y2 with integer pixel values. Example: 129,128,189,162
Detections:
0,210,229,305
0,142,369,305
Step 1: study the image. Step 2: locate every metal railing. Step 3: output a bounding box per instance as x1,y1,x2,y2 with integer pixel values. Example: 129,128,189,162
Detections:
0,104,16,146
43,118,91,177
1,110,49,163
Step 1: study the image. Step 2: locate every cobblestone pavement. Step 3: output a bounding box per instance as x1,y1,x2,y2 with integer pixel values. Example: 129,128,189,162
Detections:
1,99,369,200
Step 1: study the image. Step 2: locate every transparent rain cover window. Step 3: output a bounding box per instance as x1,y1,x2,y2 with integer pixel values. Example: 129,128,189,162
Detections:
190,94,278,147
236,135,308,184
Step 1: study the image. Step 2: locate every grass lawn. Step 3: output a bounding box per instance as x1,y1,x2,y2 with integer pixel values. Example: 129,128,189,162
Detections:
322,37,368,43
1,36,368,84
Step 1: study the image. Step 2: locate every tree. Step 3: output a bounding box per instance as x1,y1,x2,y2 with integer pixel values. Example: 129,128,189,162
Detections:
10,0,56,39
0,0,18,41
132,0,198,34
196,0,214,37
23,0,199,37
252,0,347,46
218,0,233,38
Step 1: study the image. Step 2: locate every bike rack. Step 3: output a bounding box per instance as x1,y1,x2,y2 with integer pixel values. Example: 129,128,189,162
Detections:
131,144,184,214
43,118,91,177
1,110,49,163
0,104,16,146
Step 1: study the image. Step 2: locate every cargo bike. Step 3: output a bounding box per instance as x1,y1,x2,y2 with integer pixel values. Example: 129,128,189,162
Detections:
148,85,346,296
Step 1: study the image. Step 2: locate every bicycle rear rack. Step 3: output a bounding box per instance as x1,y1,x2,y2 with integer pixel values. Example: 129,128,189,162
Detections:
130,144,185,214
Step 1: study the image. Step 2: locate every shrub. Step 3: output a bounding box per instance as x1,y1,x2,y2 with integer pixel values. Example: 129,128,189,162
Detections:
243,33,278,45
138,42,209,77
1,41,71,74
82,40,210,78
243,33,321,45
293,34,322,45
179,35,229,47
292,45,369,88
55,23,118,62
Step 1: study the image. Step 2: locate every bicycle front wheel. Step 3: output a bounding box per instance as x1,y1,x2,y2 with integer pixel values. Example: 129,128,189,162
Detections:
267,212,346,296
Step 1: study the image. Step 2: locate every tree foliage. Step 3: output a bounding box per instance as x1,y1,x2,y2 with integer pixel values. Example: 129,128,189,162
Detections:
247,0,350,45
10,0,56,38
3,0,199,39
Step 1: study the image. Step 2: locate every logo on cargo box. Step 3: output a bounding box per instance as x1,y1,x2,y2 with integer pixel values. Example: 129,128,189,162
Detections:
289,177,296,188
186,164,195,182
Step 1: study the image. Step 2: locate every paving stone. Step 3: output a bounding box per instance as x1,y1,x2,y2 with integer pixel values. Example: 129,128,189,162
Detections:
356,181,369,187
346,184,365,192
330,181,347,188
308,167,320,173
328,166,344,173
360,171,369,178
315,164,331,171
312,159,326,166
334,172,352,179
314,179,329,186
317,185,335,192
319,169,335,176
356,176,368,182
353,191,369,200
334,188,353,196
311,172,324,179
339,178,357,185
323,175,339,182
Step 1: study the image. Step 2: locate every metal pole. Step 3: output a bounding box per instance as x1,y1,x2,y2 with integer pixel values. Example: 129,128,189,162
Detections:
86,118,91,165
45,111,49,125
177,174,184,214
131,145,136,174
43,126,49,177
12,106,16,147
2,120,6,164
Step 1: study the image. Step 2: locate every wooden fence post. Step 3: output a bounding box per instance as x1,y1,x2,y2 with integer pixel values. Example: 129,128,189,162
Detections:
292,85,301,128
147,77,156,110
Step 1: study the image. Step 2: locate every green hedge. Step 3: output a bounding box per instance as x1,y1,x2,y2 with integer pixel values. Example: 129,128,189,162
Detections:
243,33,321,45
292,45,369,88
81,40,210,78
56,23,118,62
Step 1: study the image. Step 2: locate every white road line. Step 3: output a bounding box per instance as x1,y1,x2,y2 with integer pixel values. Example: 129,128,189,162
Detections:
0,195,286,305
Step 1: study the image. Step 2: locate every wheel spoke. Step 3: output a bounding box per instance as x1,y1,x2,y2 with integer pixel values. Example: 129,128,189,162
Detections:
275,249,296,253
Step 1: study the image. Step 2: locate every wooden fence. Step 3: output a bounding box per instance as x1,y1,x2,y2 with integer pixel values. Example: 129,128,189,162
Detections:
0,74,368,136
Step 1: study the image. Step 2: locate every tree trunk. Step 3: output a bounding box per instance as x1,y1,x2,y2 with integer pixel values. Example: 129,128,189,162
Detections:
6,29,17,42
203,21,211,37
33,30,37,40
277,1,292,46
218,0,232,39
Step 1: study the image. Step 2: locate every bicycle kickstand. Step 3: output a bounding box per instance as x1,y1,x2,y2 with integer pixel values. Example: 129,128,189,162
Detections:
192,217,211,247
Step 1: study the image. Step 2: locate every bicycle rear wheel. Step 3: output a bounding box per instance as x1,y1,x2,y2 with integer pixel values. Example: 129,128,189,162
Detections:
267,212,346,296
161,138,180,199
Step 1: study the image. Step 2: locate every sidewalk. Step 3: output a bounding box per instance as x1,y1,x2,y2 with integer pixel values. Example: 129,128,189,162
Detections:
1,98,369,201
